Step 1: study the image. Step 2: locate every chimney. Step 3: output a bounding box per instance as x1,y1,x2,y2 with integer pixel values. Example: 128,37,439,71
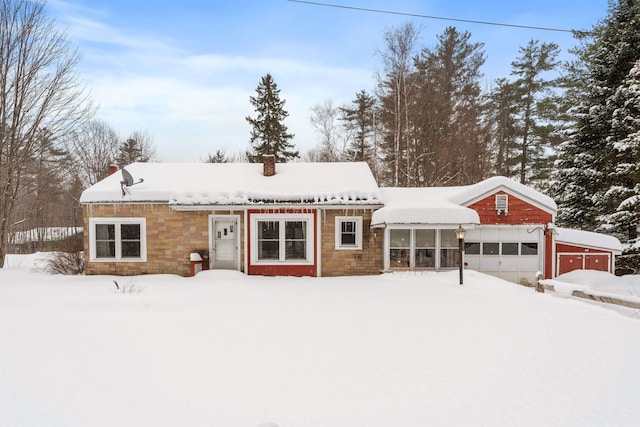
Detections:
263,155,276,177
109,164,118,175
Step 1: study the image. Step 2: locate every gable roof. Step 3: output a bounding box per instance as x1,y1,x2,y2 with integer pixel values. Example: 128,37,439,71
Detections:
371,176,557,227
452,176,557,214
80,162,382,206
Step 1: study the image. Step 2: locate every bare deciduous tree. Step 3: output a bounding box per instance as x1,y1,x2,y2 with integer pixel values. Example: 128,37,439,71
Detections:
65,119,120,187
0,0,94,267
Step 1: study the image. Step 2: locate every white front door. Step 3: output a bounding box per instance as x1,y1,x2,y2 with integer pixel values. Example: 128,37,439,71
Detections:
210,216,239,270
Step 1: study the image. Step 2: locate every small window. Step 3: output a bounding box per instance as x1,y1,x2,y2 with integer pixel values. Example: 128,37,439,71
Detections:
335,216,363,250
495,194,508,213
483,242,500,255
464,242,480,255
521,242,538,255
90,218,146,262
502,242,518,255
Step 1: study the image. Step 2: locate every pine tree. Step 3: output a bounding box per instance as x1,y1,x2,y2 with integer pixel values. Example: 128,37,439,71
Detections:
509,40,561,186
552,0,640,231
116,139,147,168
245,73,298,163
598,60,640,241
341,90,376,162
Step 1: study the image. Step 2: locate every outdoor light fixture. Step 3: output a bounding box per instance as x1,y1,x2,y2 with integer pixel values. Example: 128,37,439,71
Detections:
456,225,466,285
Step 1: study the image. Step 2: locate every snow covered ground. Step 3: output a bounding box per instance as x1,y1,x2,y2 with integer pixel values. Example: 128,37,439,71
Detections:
2,254,640,427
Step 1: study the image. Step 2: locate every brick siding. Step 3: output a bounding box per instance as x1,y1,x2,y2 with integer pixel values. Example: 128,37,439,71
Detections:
320,209,383,277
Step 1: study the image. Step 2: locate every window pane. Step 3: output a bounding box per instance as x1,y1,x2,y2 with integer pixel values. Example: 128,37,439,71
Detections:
121,241,141,258
502,242,518,255
340,220,357,246
95,224,115,258
415,229,435,247
259,241,279,260
121,224,140,240
285,221,305,239
390,249,410,267
521,242,538,255
465,242,480,254
390,229,410,247
285,241,306,260
258,221,279,239
96,224,114,240
96,241,115,258
440,229,458,247
483,242,499,255
415,248,435,268
440,248,459,268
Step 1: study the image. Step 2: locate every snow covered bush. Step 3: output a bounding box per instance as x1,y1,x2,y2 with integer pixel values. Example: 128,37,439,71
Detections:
45,251,85,275
112,279,144,293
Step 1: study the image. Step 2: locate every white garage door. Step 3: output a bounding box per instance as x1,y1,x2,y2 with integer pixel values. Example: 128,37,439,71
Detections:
463,226,544,284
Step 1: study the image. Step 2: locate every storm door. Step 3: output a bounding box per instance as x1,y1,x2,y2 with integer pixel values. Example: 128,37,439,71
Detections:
210,216,240,270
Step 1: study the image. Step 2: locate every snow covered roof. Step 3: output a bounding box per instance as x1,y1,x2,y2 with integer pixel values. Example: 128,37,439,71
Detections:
371,176,556,227
451,176,557,213
79,162,382,206
371,187,481,227
555,227,623,253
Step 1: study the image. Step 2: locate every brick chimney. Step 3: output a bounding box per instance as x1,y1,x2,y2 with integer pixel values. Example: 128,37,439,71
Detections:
263,155,276,177
108,164,118,175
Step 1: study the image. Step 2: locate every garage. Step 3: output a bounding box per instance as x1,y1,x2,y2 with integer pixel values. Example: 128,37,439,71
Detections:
555,228,622,276
464,225,545,284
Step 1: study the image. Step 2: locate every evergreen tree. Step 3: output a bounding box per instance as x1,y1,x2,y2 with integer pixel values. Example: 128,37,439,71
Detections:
116,139,148,168
484,78,519,178
509,40,561,185
341,90,376,163
245,73,298,163
205,148,229,163
552,0,640,231
598,60,640,241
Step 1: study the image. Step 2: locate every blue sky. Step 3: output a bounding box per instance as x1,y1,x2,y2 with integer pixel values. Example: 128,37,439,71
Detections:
46,0,609,162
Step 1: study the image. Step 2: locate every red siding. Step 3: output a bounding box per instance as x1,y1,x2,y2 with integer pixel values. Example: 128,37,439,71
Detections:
556,244,614,275
468,191,553,225
247,208,318,277
555,243,610,254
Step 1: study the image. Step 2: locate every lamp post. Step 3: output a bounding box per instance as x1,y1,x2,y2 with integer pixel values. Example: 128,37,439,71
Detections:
455,225,466,285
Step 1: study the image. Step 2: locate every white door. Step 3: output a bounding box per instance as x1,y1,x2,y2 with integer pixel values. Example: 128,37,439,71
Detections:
211,217,239,270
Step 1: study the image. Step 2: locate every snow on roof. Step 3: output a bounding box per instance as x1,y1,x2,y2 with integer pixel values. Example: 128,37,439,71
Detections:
371,187,481,227
79,162,382,206
371,176,556,227
451,176,557,212
555,227,623,253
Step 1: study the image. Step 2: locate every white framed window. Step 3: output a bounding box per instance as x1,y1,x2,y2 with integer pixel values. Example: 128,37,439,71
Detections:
89,218,146,262
495,194,508,214
251,213,314,264
335,216,363,250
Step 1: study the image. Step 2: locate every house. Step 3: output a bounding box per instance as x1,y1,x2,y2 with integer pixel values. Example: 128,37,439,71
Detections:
80,158,621,282
80,156,382,277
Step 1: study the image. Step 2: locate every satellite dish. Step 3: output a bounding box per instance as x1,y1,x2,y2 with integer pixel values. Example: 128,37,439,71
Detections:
120,167,144,196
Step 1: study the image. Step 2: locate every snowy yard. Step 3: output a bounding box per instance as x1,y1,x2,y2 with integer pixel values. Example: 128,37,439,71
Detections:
1,255,640,427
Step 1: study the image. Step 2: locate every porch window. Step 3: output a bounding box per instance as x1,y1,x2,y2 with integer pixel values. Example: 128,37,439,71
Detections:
90,218,146,262
390,229,410,267
415,229,435,268
335,216,363,250
253,214,314,264
439,229,459,268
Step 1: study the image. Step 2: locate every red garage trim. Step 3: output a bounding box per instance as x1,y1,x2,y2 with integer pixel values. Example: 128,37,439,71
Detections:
247,208,318,277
